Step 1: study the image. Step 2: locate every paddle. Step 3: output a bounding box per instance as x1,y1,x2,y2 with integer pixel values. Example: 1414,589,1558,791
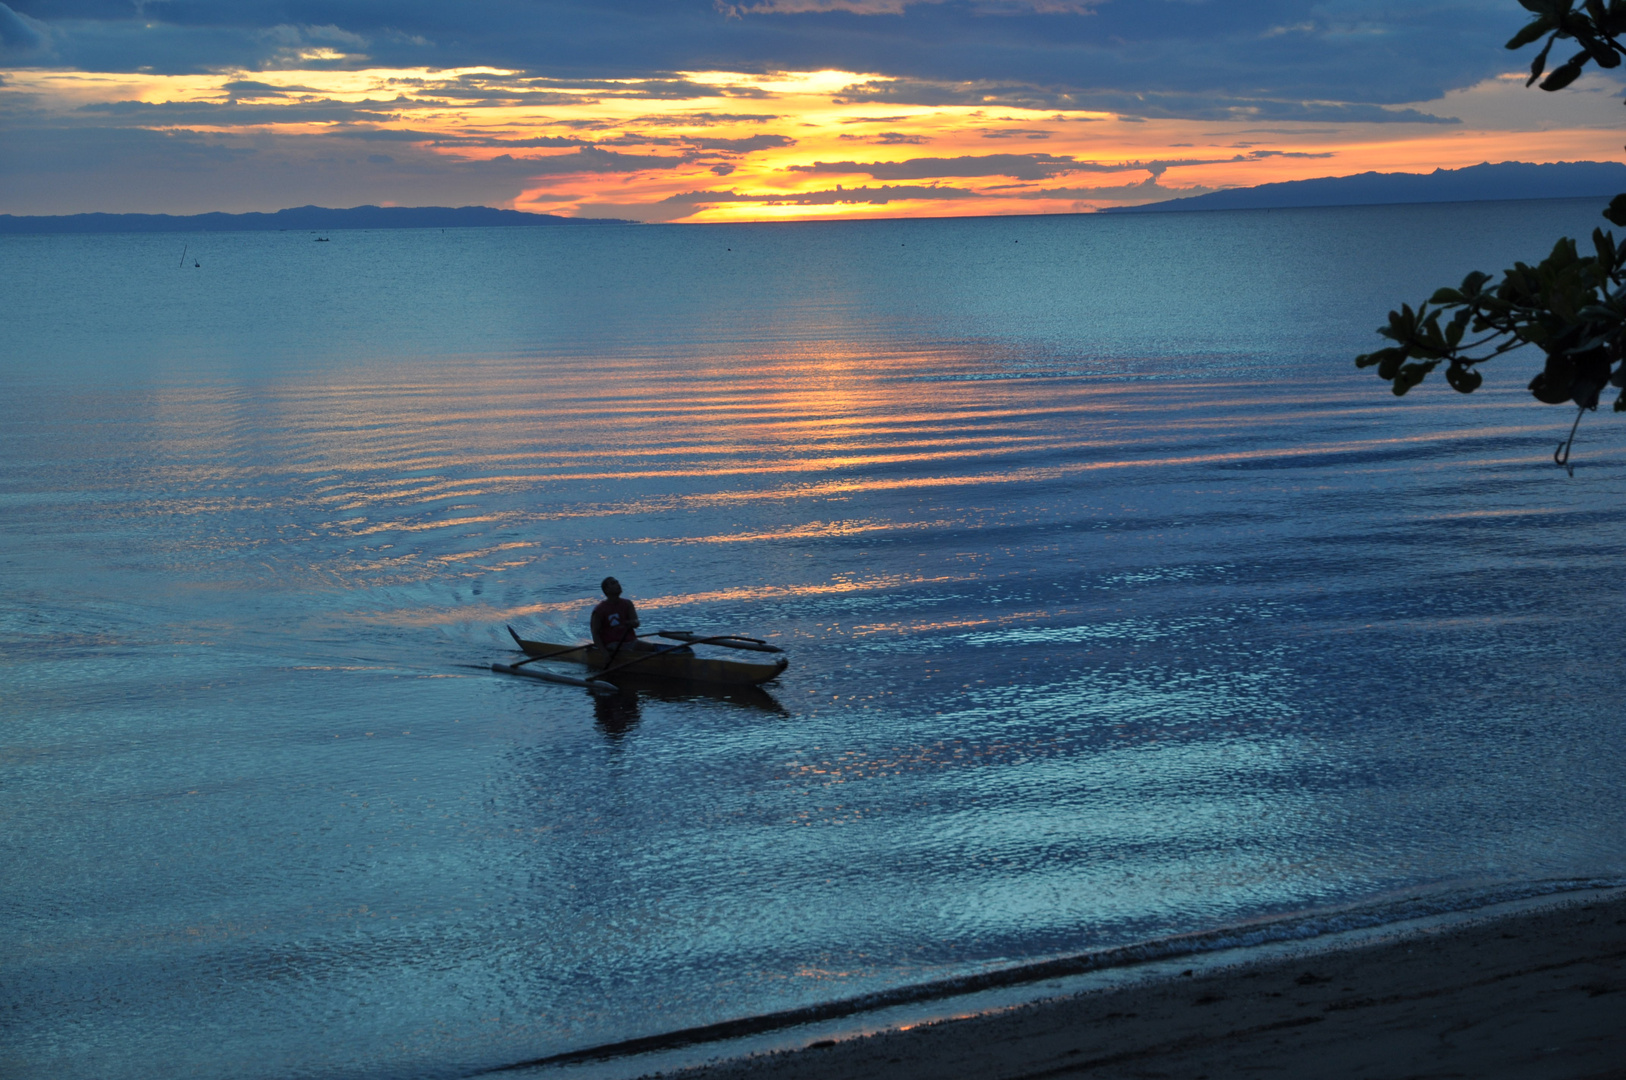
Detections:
502,625,785,683
503,622,646,674
497,626,615,691
593,634,785,679
491,663,616,693
655,630,784,654
504,625,595,667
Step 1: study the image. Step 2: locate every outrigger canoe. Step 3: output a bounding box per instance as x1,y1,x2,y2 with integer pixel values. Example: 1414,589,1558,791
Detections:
501,626,788,687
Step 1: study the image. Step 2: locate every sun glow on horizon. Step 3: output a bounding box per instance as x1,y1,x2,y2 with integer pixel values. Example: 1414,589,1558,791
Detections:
4,62,1624,221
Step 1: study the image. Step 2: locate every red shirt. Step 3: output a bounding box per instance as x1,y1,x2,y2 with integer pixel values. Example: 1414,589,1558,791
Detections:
592,597,639,644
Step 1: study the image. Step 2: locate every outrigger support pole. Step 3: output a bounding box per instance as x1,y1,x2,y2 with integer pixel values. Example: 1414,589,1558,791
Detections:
491,663,616,693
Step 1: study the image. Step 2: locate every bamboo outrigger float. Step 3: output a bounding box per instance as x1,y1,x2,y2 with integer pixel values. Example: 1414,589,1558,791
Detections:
494,625,788,689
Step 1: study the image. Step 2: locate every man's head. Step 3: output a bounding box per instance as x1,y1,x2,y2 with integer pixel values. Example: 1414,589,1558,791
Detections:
601,576,622,598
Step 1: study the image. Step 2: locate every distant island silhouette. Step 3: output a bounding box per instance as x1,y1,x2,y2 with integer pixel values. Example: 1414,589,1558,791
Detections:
1108,161,1626,214
8,164,1625,232
0,204,632,235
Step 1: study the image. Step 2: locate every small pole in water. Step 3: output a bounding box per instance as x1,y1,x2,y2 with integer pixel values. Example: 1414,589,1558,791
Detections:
179,244,187,268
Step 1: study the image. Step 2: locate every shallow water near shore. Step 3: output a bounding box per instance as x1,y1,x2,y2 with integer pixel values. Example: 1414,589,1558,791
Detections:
4,200,1626,1080
513,883,1626,1080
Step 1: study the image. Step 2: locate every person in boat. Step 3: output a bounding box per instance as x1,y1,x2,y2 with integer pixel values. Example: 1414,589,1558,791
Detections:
590,577,641,650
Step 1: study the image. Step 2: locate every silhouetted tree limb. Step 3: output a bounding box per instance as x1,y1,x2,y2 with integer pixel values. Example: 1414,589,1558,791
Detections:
1358,0,1626,416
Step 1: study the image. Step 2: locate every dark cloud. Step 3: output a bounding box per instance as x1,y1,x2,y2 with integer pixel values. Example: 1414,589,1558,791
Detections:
420,132,797,154
0,1,46,51
417,75,769,103
686,133,796,151
0,125,259,172
223,79,310,98
630,111,783,126
831,78,1462,123
328,126,458,142
74,96,424,126
778,183,979,204
659,183,979,210
1018,177,1220,203
838,131,930,144
1246,149,1335,160
579,181,979,221
1,2,1550,119
369,86,597,107
423,71,767,95
0,122,674,213
508,145,696,175
832,78,1081,110
596,133,683,146
427,133,592,148
789,153,1087,180
785,151,1274,180
787,148,1341,182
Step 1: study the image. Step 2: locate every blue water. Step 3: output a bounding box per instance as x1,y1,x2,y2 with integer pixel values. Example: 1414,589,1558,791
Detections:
4,201,1625,1080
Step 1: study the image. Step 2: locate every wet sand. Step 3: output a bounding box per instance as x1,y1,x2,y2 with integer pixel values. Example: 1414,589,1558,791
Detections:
664,891,1626,1080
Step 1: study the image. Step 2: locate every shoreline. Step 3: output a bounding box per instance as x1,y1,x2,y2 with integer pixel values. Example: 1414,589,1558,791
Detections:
498,883,1626,1080
648,887,1626,1080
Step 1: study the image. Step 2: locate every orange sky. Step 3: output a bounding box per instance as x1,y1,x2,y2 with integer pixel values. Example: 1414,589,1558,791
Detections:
5,62,1625,221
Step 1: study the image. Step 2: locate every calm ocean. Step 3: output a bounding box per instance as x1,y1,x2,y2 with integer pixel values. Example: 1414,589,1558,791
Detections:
4,201,1625,1079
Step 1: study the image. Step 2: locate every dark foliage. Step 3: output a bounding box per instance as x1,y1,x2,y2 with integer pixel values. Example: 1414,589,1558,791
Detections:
1357,0,1626,414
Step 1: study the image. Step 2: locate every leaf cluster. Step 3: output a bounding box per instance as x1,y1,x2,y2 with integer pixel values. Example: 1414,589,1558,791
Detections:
1357,1,1626,413
1357,222,1626,409
1509,0,1626,90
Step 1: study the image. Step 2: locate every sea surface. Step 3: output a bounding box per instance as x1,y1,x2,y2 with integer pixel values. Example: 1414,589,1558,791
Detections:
4,200,1625,1080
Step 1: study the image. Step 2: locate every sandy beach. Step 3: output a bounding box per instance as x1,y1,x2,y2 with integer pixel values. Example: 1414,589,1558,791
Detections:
664,891,1626,1080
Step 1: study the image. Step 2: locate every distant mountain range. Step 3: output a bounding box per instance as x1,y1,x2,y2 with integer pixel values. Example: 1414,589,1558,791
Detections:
1108,161,1626,214
7,163,1623,232
0,204,631,234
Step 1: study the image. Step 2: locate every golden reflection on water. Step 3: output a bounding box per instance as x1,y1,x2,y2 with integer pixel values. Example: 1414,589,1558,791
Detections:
371,572,976,628
126,345,1553,639
144,360,1531,502
637,519,944,546
850,610,1051,637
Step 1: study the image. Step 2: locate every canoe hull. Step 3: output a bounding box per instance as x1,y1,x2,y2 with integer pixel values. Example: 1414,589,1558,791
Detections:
512,636,788,687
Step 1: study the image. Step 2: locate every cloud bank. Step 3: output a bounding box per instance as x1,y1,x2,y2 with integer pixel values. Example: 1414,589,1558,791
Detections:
2,1,1621,219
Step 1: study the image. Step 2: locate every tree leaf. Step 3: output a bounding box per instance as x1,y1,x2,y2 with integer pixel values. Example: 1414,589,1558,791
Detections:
1507,20,1552,49
1358,13,1626,430
1540,55,1588,90
1526,37,1556,83
1395,361,1437,394
1445,364,1483,393
1602,193,1626,227
1578,29,1622,65
1446,312,1468,346
1592,226,1617,267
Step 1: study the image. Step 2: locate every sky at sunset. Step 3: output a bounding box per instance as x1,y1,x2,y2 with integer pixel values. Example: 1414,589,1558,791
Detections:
3,1,1626,222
